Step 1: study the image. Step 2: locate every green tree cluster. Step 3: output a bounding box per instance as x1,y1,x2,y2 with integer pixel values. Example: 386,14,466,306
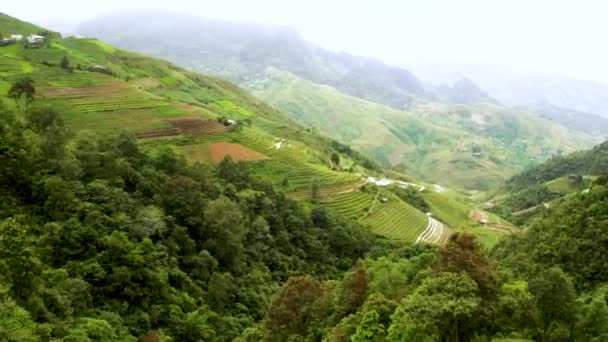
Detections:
0,103,378,340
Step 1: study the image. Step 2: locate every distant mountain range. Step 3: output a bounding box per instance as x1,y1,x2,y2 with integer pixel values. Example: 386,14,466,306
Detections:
409,64,608,135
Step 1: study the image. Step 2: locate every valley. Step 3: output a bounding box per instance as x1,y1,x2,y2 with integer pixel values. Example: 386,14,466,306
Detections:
2,7,608,342
79,13,600,191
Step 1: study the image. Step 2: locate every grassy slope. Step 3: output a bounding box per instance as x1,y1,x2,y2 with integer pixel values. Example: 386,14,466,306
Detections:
0,14,448,243
0,12,49,36
248,68,598,191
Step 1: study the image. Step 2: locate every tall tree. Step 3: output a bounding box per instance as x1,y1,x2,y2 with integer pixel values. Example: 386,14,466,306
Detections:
60,56,70,69
434,233,498,301
351,310,385,342
331,152,340,166
528,267,578,341
387,272,481,342
310,178,320,203
264,275,328,341
8,77,36,106
337,260,369,317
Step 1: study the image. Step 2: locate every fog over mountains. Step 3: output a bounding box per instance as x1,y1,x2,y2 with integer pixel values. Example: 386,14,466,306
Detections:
79,11,608,135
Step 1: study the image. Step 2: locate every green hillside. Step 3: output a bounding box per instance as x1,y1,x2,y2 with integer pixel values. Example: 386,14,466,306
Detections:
0,13,452,245
485,140,608,225
0,12,51,36
77,13,599,191
248,68,597,190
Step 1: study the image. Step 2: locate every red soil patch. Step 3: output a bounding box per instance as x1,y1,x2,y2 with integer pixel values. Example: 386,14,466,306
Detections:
208,142,269,163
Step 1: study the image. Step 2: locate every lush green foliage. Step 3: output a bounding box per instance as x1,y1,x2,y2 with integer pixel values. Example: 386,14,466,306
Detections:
4,12,608,342
505,141,608,192
495,176,608,290
0,104,383,340
390,186,430,212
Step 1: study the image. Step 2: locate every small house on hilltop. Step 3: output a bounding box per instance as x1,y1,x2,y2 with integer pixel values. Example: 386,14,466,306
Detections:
224,119,236,126
1,34,23,46
26,34,45,47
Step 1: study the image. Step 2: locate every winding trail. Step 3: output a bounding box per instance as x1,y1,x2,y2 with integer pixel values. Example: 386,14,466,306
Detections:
416,216,448,245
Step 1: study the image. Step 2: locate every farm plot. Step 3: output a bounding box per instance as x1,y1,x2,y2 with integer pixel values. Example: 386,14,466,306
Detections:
284,166,357,192
237,129,316,167
56,39,110,65
208,142,269,163
169,117,230,136
321,190,376,221
236,129,358,192
39,70,110,88
135,128,181,139
176,144,212,163
135,117,231,141
289,177,367,201
0,56,28,76
360,194,428,242
20,46,66,65
37,75,205,132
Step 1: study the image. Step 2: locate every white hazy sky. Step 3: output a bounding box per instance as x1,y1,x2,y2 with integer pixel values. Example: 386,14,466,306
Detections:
5,0,608,83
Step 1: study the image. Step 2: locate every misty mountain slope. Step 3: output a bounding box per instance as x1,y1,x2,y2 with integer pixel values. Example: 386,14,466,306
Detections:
248,68,598,190
412,65,608,135
435,78,497,105
79,12,438,109
486,77,608,117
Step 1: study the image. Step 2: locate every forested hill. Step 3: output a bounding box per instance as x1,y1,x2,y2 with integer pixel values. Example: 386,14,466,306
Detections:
505,140,608,191
0,102,384,340
485,139,608,225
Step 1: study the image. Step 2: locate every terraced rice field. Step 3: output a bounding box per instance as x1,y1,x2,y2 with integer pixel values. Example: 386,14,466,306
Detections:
135,128,181,139
289,178,367,200
321,190,376,221
169,117,229,135
45,81,170,113
136,117,230,140
360,194,428,242
0,56,27,76
208,142,269,163
37,75,203,132
416,217,450,245
57,39,110,65
237,129,358,190
42,71,110,88
237,129,317,167
20,47,66,65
